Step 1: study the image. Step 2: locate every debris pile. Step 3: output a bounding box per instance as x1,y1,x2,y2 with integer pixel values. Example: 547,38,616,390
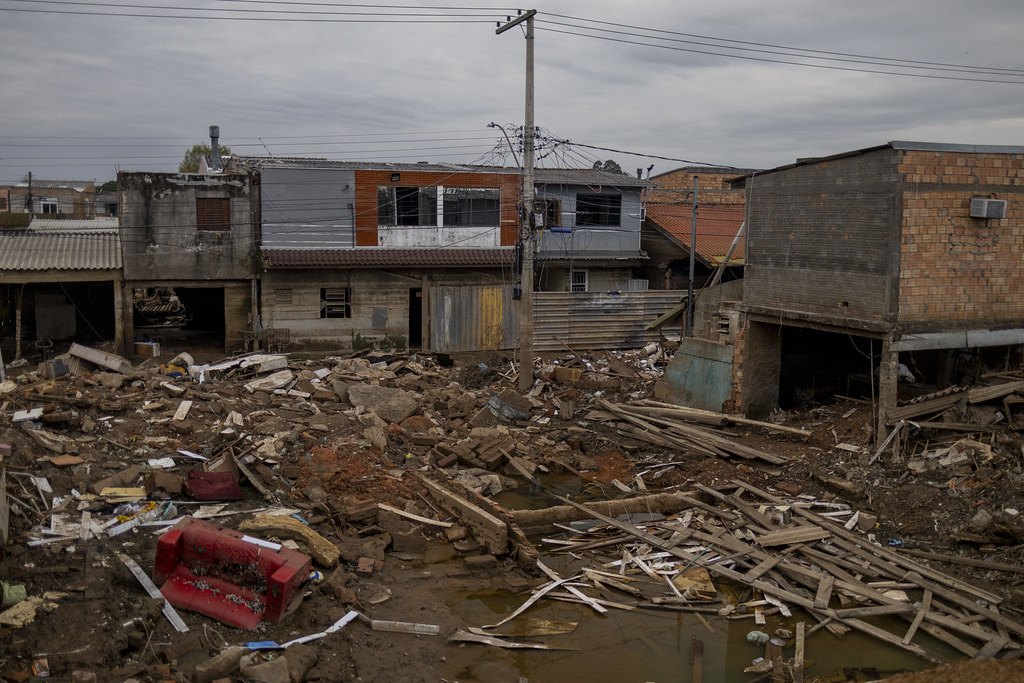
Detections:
2,340,1024,680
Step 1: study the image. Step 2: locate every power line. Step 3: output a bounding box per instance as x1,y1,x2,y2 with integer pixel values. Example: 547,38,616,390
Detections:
0,0,508,21
540,12,1024,77
535,22,1024,85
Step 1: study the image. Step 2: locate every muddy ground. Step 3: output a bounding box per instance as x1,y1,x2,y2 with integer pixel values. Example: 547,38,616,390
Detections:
1,344,1023,682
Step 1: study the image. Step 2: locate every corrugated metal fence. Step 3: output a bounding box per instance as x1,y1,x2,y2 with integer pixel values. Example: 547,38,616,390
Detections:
429,285,519,353
429,286,685,353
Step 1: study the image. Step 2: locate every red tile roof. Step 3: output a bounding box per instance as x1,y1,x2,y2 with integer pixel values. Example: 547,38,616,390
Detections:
261,247,514,268
645,203,745,266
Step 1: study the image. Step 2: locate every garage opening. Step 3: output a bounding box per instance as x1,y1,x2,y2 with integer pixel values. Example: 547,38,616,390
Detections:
0,282,117,361
779,327,880,408
133,286,225,350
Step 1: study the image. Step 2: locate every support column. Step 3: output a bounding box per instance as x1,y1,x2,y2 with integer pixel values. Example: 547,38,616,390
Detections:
421,274,430,353
740,321,782,418
113,276,125,356
876,335,899,445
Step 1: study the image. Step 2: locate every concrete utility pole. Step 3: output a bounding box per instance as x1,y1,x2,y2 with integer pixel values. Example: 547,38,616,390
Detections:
26,171,34,218
496,9,538,392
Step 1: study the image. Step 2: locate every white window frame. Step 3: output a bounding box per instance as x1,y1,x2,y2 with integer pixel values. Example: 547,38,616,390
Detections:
570,269,588,292
40,198,58,215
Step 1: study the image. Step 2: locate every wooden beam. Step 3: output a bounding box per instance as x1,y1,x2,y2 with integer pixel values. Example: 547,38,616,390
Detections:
418,476,508,555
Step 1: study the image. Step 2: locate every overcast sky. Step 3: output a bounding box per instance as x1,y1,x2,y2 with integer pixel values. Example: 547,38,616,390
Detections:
1,0,1022,184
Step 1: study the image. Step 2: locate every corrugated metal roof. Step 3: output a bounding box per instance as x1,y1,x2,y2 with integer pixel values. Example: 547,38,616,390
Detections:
534,168,654,188
235,156,652,186
0,230,121,271
645,203,745,266
28,218,118,233
236,156,508,174
262,247,514,268
12,180,94,191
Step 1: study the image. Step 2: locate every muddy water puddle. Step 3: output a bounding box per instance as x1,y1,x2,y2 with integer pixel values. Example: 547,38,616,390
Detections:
438,481,950,682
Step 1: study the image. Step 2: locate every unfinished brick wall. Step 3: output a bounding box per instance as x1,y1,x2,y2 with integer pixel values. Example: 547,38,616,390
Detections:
648,168,747,206
897,150,1024,329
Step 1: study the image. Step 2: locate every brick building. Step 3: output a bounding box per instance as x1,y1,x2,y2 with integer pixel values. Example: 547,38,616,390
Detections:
733,141,1024,436
5,180,96,218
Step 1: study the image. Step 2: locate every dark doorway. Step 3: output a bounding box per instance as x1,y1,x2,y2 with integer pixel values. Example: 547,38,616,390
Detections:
409,288,422,348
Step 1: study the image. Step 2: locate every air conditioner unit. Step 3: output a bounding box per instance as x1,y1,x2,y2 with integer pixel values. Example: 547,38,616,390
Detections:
970,197,1007,219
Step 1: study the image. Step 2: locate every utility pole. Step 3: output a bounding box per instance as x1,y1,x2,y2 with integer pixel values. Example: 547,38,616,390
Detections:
496,9,537,392
686,175,698,336
26,171,34,218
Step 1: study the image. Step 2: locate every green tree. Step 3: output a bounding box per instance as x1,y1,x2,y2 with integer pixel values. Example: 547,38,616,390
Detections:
98,180,117,193
179,143,231,173
592,159,625,175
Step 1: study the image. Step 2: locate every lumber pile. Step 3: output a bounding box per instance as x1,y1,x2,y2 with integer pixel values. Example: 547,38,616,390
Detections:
491,479,1024,668
589,399,794,465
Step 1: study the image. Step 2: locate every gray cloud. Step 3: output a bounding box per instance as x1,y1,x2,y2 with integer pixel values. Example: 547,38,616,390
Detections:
1,0,1022,183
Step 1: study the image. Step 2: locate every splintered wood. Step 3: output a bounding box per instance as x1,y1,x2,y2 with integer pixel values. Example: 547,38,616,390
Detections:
492,479,1024,665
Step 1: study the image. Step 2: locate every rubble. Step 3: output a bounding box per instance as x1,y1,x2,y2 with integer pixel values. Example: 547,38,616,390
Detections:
3,340,1024,680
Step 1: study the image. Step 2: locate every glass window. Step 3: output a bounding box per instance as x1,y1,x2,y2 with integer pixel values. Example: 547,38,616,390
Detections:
377,186,437,226
442,187,500,227
576,194,621,227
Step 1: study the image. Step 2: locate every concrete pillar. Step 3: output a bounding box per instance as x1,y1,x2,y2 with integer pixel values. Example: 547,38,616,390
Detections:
120,280,134,358
740,320,783,418
876,336,899,445
421,274,430,352
113,276,125,356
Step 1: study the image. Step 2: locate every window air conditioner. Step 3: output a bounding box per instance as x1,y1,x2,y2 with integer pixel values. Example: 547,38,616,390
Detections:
969,198,1007,219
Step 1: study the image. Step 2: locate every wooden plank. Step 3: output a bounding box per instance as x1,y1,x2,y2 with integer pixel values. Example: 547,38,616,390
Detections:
971,632,1010,660
741,556,781,583
814,574,834,610
886,392,965,423
898,547,1024,574
756,526,830,547
418,476,508,555
903,590,932,645
794,621,805,683
171,400,193,422
968,380,1024,404
834,604,918,619
690,636,703,683
0,469,8,545
377,502,453,528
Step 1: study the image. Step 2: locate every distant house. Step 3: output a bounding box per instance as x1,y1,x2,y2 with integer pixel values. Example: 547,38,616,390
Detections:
533,168,653,292
95,192,118,218
642,203,745,290
0,218,123,355
733,141,1024,431
118,170,259,353
232,157,520,353
646,166,751,206
6,180,96,218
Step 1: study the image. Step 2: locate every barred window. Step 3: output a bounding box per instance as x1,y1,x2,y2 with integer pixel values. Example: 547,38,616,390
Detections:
320,287,351,319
